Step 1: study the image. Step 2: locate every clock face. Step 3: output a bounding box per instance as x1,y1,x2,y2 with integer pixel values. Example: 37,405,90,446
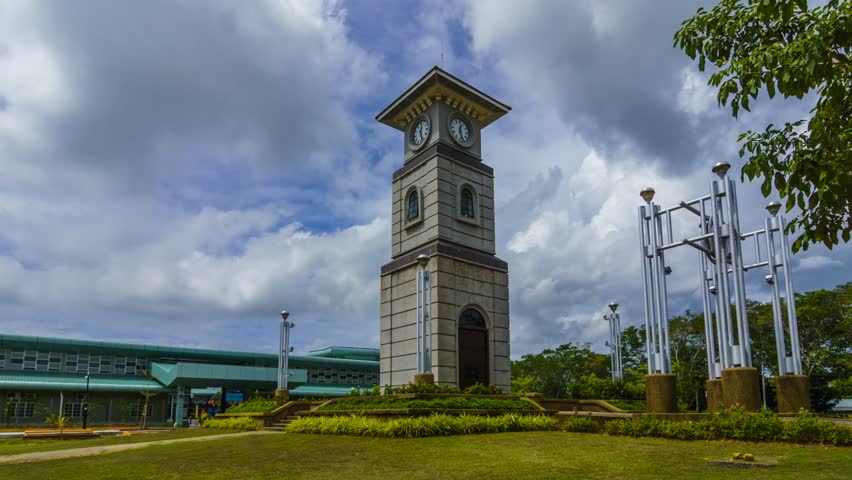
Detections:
449,117,470,143
411,119,430,146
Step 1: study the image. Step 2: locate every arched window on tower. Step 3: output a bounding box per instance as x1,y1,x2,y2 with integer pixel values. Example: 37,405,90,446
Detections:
406,189,419,222
460,187,475,219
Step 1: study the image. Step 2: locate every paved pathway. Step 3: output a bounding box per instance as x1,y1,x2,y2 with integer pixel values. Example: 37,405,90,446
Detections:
0,431,276,465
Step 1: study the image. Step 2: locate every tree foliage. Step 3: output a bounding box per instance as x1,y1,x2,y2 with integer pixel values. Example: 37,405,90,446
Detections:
674,0,851,252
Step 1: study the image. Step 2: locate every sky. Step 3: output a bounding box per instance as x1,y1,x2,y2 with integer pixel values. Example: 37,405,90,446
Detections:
1,0,849,360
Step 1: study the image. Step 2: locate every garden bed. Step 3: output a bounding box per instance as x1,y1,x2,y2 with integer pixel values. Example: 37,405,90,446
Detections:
315,394,541,412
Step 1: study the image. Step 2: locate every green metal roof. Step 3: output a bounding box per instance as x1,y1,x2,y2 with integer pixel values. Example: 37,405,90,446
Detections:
0,372,167,392
307,346,380,361
0,334,379,370
150,362,307,389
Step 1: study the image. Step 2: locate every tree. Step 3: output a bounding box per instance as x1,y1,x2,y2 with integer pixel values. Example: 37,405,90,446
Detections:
675,0,851,252
669,312,711,411
138,391,158,429
747,282,851,410
511,343,606,397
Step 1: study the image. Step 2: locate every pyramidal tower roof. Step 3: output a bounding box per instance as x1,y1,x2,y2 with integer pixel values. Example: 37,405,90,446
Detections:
376,66,511,132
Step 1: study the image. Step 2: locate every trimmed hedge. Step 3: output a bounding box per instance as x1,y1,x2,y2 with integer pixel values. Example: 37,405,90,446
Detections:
382,383,503,395
225,400,279,413
604,408,851,446
317,397,537,411
201,416,258,431
287,413,557,438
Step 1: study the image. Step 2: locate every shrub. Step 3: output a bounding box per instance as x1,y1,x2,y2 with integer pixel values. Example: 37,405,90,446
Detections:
384,383,461,394
317,397,536,412
201,416,258,431
605,400,646,411
287,413,556,438
603,407,852,446
464,383,504,395
561,415,600,433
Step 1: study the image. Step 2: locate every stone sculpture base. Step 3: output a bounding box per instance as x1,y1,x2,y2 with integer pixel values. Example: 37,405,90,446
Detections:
776,375,810,413
706,379,724,412
721,367,761,411
646,374,678,413
274,389,290,402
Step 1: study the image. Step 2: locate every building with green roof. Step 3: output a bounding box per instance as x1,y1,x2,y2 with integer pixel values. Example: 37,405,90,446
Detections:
0,334,378,427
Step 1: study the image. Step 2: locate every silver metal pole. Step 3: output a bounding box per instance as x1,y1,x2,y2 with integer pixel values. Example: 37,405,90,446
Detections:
702,198,726,374
725,178,752,367
765,217,788,376
638,206,655,373
616,313,623,379
655,208,672,373
778,215,802,375
709,180,733,368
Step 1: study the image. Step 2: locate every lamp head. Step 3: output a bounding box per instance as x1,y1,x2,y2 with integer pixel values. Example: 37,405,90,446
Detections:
708,285,717,295
416,253,430,269
640,187,655,204
712,161,731,179
280,310,290,321
608,302,618,313
766,201,782,217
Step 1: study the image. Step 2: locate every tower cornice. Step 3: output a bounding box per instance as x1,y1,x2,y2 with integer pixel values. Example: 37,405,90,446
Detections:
376,66,511,132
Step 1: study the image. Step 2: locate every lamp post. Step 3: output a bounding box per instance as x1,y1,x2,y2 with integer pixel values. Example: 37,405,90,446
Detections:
82,370,90,429
276,310,295,400
604,302,623,380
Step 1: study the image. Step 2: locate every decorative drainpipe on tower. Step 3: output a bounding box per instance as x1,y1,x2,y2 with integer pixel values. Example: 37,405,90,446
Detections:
414,254,434,385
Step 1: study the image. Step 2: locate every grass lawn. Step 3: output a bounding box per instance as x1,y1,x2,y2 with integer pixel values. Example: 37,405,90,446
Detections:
1,431,850,479
0,429,240,456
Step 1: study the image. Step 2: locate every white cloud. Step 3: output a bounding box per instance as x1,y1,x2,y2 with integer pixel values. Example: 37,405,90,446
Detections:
675,67,719,117
796,255,842,271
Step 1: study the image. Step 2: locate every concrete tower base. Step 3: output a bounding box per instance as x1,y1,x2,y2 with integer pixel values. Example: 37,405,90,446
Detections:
414,372,435,385
721,367,761,411
705,379,724,412
776,375,810,413
646,374,678,413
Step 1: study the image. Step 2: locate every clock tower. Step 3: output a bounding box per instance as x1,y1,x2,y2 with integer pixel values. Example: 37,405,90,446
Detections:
376,67,511,391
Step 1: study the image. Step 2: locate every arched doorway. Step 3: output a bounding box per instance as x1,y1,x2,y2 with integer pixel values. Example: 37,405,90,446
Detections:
458,308,489,389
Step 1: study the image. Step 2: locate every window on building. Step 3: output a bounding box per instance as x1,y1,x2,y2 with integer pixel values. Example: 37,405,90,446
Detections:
63,402,82,417
99,358,112,374
36,352,49,371
406,189,419,222
48,353,61,371
0,351,5,369
23,351,36,371
131,398,147,417
8,393,37,418
460,187,476,219
459,308,486,328
63,394,86,417
10,351,24,370
65,353,78,372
